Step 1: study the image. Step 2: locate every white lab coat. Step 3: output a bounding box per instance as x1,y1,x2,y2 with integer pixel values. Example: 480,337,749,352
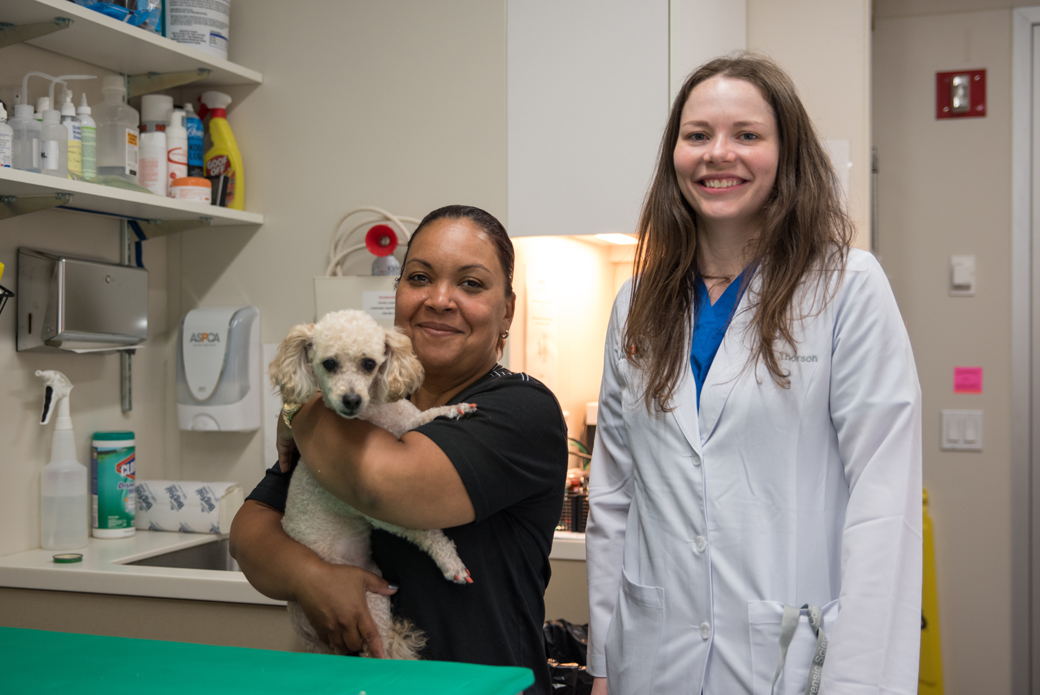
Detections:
586,249,922,695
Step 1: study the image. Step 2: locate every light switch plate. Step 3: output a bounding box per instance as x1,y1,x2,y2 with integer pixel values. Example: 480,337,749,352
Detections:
941,409,983,451
950,255,975,296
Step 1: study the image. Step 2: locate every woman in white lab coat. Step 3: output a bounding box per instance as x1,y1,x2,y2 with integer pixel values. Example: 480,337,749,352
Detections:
585,55,922,695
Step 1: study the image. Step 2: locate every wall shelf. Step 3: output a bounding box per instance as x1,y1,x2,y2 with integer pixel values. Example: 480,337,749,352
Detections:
1,0,262,87
0,168,262,232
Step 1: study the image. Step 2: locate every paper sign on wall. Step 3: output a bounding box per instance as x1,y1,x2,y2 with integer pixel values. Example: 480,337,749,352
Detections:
953,366,983,394
363,291,396,322
525,267,559,393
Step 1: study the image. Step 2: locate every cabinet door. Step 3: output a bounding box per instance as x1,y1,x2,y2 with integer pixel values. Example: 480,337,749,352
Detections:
507,0,669,238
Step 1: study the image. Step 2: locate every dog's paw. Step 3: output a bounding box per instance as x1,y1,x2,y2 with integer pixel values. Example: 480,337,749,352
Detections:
449,568,474,585
454,403,477,417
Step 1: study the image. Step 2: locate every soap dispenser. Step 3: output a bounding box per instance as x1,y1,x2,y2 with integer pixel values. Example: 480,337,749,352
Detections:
177,306,261,431
36,370,88,550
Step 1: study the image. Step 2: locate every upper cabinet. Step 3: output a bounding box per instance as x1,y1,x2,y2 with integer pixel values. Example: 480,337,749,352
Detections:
506,0,669,238
1,0,261,86
0,0,263,232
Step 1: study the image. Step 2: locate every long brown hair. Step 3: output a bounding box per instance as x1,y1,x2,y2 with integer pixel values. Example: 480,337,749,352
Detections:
625,53,854,412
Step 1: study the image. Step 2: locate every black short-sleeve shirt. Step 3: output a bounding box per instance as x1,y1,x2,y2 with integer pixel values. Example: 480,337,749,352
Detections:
246,366,568,695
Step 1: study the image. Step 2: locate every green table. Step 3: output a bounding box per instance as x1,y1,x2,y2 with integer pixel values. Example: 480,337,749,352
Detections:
0,627,533,694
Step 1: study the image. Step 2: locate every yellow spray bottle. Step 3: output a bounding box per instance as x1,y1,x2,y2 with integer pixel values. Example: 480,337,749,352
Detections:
199,91,244,210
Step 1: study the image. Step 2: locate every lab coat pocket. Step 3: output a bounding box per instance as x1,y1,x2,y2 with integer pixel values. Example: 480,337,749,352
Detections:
747,599,839,695
605,567,666,694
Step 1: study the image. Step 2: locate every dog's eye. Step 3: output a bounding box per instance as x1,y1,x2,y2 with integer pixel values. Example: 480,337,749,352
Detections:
322,358,338,373
361,358,377,373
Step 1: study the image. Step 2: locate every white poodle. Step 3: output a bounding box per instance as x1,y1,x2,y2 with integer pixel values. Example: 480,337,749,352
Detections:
270,309,475,659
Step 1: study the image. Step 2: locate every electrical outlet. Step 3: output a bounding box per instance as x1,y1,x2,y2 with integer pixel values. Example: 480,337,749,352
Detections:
941,410,983,451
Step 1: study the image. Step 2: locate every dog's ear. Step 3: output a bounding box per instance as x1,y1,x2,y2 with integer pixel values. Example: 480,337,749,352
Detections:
374,327,425,402
269,323,318,403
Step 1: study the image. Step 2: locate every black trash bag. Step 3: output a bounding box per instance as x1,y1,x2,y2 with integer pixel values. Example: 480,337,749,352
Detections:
543,620,588,665
548,659,595,695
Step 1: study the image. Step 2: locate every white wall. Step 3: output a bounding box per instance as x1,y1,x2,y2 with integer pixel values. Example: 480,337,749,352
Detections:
168,1,509,489
873,8,1013,694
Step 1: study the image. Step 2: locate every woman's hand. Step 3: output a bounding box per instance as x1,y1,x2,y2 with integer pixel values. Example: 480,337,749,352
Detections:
591,677,608,695
292,560,398,657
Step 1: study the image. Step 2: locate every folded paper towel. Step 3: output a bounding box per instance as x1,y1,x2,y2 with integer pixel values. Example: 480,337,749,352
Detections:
135,481,244,534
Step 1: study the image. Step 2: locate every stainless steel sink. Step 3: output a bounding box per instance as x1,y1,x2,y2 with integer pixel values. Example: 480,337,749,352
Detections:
127,538,240,572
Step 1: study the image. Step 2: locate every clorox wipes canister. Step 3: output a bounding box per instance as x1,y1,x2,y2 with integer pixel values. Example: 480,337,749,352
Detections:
92,431,136,538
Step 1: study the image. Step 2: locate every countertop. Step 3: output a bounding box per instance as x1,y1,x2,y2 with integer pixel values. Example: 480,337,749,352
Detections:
0,530,586,605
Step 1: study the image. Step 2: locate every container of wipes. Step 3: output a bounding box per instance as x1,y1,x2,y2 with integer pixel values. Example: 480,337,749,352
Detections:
91,431,136,538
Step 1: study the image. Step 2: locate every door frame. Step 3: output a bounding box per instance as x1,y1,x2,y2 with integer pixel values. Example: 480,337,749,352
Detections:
1012,7,1040,694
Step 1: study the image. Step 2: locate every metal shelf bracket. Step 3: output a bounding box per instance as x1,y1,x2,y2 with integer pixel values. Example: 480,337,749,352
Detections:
127,68,212,98
0,17,73,50
132,216,213,239
0,192,73,221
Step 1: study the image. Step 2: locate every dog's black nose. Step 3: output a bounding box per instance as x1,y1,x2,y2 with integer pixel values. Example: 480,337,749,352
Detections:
342,393,362,412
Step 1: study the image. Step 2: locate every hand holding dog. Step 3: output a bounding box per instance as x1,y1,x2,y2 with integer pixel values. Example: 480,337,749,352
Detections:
293,558,398,658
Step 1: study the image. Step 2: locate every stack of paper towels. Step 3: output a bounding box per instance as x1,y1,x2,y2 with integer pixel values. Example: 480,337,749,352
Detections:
135,481,244,534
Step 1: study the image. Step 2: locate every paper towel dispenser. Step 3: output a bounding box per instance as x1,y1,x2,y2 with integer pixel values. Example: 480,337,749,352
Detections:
176,306,261,432
16,248,148,353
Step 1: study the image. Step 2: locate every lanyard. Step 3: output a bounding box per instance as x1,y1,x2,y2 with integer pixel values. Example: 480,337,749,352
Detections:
770,604,828,695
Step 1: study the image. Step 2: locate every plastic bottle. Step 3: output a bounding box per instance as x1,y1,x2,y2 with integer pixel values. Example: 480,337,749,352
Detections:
34,96,48,122
77,93,97,180
199,91,244,210
184,102,204,178
165,108,188,196
10,104,40,172
91,432,136,538
39,110,68,178
0,102,12,168
138,94,171,195
60,91,82,178
94,75,139,183
36,371,89,551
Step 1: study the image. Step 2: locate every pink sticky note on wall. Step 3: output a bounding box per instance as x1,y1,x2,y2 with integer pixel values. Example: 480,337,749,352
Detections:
954,367,983,394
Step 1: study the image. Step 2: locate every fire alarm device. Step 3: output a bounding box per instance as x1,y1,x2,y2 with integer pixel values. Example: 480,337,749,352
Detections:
936,70,986,119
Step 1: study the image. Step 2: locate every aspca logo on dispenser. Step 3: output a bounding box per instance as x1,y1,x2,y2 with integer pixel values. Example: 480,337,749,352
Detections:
189,331,221,344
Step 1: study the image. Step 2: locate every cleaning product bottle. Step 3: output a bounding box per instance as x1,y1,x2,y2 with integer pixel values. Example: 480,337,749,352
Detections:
165,108,188,196
77,93,97,180
94,75,139,183
39,109,68,178
60,90,82,178
199,91,244,210
36,370,89,551
0,102,13,168
183,102,204,178
91,431,136,538
10,104,40,173
138,94,171,195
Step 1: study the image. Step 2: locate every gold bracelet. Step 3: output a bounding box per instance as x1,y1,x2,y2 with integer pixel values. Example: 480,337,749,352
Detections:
282,402,303,429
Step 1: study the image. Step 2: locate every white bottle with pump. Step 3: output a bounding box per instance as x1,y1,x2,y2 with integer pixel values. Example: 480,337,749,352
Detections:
0,102,12,168
39,109,68,178
36,370,88,551
77,93,97,180
165,108,188,195
95,75,139,183
60,91,82,178
138,94,171,195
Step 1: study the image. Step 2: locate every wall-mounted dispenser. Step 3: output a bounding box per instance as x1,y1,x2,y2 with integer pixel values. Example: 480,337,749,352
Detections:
17,248,148,353
177,306,261,432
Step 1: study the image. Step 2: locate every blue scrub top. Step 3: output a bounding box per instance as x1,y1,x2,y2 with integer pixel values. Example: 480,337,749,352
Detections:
691,265,755,407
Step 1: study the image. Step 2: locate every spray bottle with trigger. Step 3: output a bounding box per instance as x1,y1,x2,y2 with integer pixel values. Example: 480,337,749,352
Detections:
36,370,88,550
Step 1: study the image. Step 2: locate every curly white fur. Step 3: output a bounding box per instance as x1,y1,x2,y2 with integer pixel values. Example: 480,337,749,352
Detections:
270,309,475,660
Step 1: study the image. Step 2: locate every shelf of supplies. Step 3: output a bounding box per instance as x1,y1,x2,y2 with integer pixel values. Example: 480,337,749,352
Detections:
1,0,262,86
0,167,262,228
